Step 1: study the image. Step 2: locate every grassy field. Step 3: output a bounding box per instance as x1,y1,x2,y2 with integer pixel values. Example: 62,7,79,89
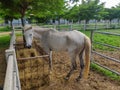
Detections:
79,29,120,51
0,35,10,48
0,26,12,32
90,62,120,81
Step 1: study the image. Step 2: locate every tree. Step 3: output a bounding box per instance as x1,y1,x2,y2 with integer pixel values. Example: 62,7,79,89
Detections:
102,8,119,27
78,0,104,23
0,2,20,27
115,4,120,25
0,0,66,45
64,5,79,23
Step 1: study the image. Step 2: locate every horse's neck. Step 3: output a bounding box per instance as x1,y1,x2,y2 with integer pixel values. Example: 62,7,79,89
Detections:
33,29,49,40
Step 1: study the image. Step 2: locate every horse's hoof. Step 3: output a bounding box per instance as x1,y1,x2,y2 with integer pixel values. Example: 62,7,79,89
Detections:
76,78,80,82
75,77,81,82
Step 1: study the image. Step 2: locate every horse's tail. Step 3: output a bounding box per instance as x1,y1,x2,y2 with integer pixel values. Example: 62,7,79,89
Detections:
83,36,91,79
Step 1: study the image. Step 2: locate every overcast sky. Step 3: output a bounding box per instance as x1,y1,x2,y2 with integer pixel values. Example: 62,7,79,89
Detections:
69,0,120,8
100,0,120,8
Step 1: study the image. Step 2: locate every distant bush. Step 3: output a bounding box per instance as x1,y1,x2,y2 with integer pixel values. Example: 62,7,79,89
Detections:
0,26,12,32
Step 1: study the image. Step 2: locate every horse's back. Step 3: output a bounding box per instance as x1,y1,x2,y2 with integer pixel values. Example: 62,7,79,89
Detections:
67,30,85,44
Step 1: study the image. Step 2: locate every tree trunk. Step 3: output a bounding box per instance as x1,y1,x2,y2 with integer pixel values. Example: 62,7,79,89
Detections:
10,19,13,28
95,19,97,30
58,18,60,31
21,17,26,47
109,19,112,28
118,19,120,25
21,17,25,27
84,20,89,30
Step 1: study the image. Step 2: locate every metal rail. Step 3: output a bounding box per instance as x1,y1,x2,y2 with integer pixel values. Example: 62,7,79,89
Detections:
91,30,120,76
92,61,120,76
93,41,120,50
94,31,120,36
92,51,120,63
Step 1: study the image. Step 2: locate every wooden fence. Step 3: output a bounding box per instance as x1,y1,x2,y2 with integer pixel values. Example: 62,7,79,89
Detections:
90,30,120,75
3,27,21,90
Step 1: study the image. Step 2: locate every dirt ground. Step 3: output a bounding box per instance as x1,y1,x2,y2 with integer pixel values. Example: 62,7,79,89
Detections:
15,39,120,90
1,29,119,90
92,50,120,73
0,48,6,89
0,35,120,90
0,32,10,37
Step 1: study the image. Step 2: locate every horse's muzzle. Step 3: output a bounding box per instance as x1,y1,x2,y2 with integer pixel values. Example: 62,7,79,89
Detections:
26,45,32,49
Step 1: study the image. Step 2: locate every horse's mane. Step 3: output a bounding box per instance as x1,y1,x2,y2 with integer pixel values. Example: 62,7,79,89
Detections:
34,26,57,33
24,25,32,31
24,25,57,33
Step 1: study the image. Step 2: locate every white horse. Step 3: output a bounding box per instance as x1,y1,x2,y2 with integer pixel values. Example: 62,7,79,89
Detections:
24,25,91,81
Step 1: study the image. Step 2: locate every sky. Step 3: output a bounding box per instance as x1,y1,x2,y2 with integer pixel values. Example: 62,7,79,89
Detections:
100,0,120,8
69,0,120,8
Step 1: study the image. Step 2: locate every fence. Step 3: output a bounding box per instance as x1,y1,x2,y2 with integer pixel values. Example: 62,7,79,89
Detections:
90,30,120,75
36,22,120,31
4,27,21,90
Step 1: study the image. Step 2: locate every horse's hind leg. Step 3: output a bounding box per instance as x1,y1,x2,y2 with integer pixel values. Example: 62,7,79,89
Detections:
65,53,77,80
76,51,84,81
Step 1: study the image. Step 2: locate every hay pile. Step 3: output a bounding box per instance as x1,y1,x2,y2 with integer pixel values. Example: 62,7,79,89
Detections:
17,45,50,90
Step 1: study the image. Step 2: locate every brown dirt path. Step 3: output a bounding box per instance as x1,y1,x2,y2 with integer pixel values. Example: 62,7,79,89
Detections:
0,32,11,36
0,48,6,89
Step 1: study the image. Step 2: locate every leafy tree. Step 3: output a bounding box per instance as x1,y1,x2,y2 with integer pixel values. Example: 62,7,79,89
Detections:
115,4,120,24
102,8,119,26
0,2,20,27
0,0,65,26
64,5,79,23
78,0,104,23
0,0,66,44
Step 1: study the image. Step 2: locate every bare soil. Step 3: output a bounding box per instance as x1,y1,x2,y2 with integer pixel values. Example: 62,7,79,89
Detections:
0,48,7,89
15,39,120,90
0,32,11,37
92,49,120,73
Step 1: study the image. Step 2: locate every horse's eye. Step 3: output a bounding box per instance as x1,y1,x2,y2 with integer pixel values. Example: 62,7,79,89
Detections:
30,34,32,36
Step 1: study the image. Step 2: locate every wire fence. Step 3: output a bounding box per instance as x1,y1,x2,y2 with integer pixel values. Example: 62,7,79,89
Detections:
90,30,120,75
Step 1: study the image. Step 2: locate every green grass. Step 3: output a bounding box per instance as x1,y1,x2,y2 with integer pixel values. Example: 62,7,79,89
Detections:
16,32,22,36
0,18,4,24
93,33,120,50
91,62,120,81
79,29,120,51
0,35,10,48
0,26,12,32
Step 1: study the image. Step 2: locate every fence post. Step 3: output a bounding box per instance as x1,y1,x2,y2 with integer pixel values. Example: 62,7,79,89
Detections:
90,30,94,49
4,27,21,90
90,30,94,61
4,49,14,90
5,49,15,63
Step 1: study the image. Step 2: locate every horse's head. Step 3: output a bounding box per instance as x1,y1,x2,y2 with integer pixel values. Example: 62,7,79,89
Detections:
24,25,33,49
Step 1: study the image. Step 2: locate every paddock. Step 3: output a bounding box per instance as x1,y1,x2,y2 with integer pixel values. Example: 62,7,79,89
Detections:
2,26,120,90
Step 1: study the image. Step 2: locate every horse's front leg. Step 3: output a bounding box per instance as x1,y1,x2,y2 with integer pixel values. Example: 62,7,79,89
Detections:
65,54,77,80
49,51,52,74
